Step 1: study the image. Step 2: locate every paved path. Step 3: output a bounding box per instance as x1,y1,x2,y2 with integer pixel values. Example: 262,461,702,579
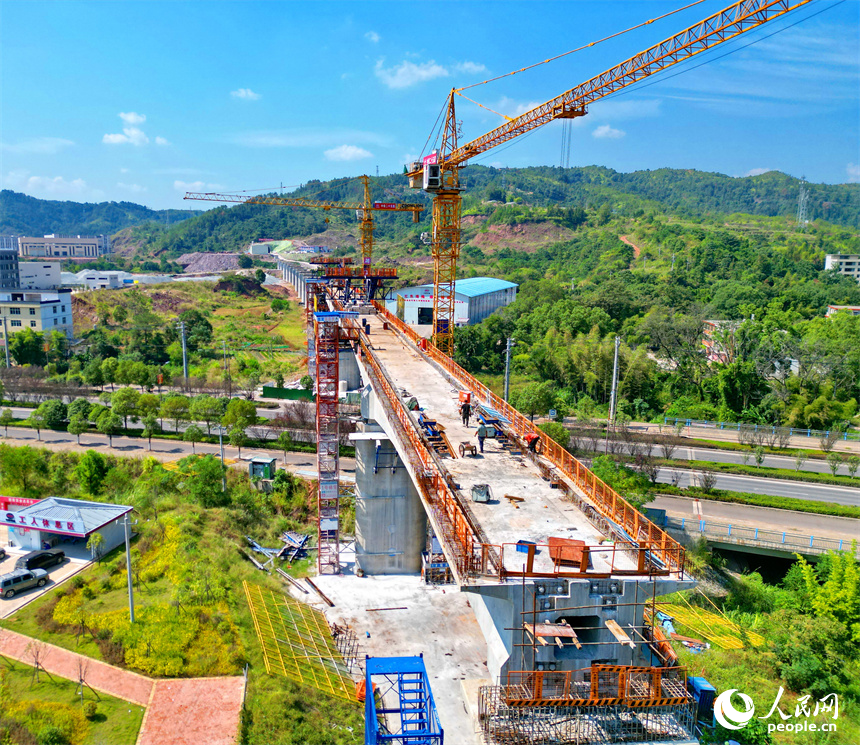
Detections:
0,426,356,478
0,628,244,745
655,468,860,506
650,494,860,538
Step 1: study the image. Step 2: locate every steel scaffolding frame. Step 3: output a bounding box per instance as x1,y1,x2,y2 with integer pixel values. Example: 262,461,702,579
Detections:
315,311,342,574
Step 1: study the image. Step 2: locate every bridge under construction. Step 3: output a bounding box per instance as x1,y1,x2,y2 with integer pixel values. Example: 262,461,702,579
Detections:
285,260,700,745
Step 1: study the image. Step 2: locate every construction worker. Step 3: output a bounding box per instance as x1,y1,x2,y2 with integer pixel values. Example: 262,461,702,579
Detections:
460,401,471,426
476,423,489,453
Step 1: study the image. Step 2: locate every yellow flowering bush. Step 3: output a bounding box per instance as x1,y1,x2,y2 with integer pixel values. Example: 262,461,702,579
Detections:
6,700,88,745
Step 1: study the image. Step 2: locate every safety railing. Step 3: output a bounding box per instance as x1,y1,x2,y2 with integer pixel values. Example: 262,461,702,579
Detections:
663,417,860,441
372,301,686,577
504,665,689,707
667,517,860,557
323,267,397,278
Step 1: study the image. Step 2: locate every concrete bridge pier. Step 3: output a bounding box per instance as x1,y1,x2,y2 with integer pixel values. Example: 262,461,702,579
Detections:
352,422,427,575
465,576,696,682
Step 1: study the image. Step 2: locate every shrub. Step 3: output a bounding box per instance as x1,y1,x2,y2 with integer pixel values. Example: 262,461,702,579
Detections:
82,701,97,720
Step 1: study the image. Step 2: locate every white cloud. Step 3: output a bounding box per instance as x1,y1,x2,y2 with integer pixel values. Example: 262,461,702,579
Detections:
4,169,100,199
0,137,75,155
848,163,860,183
375,59,449,89
104,127,149,146
743,168,775,177
324,145,373,161
592,124,625,139
103,112,169,146
454,61,487,75
117,182,147,193
120,168,130,174
231,88,261,101
364,31,380,43
174,180,225,193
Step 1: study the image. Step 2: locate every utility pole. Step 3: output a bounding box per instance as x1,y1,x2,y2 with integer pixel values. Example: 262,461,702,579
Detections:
503,338,515,402
609,335,621,426
177,320,188,380
796,176,809,230
2,317,9,368
222,341,231,398
124,513,134,623
217,426,226,492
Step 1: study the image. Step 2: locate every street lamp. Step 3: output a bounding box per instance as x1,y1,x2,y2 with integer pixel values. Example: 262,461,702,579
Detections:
214,425,227,492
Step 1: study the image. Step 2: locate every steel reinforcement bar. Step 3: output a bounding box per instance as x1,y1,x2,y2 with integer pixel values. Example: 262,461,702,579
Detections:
372,301,686,577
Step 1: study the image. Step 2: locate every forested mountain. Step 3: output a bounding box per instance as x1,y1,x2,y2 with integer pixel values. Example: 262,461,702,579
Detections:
112,166,859,258
0,190,200,236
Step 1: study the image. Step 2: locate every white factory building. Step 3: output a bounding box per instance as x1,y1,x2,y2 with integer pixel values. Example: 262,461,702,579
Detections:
386,277,517,327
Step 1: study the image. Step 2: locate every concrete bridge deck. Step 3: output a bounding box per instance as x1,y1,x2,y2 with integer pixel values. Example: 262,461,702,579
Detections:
364,310,637,576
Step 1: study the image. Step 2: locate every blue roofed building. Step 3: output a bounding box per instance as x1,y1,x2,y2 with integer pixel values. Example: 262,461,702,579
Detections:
385,277,517,329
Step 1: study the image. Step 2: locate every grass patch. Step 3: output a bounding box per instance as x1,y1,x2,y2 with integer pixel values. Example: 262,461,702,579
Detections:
0,658,145,745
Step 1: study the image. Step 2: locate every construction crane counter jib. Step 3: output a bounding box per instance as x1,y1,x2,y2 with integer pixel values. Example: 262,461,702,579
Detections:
407,0,813,355
184,175,423,271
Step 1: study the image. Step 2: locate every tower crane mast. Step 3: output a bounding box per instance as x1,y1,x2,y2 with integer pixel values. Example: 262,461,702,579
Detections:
407,0,813,355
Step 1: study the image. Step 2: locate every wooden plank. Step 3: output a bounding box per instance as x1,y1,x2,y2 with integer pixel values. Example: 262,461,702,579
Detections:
605,619,636,649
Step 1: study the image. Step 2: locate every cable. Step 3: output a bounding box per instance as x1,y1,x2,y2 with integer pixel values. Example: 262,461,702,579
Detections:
418,98,450,162
601,0,842,102
456,0,709,93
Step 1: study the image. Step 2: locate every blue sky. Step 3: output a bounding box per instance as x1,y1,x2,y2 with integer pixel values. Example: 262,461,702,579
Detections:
1,0,858,209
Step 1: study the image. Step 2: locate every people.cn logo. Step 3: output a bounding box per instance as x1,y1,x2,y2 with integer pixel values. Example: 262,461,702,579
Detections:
714,689,756,730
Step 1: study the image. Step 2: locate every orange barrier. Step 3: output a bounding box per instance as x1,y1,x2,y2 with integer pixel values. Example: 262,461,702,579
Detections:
371,300,685,577
323,267,397,278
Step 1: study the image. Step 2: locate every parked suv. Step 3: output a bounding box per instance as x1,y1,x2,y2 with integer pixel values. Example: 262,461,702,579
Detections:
14,549,65,571
0,568,48,598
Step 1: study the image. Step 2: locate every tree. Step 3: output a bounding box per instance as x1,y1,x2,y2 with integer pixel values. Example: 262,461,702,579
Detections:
848,455,860,479
0,445,46,494
67,415,88,445
101,357,118,391
137,393,160,419
67,398,92,422
97,410,122,447
753,446,765,468
794,450,809,472
796,545,860,642
178,309,213,351
190,395,222,434
222,398,256,428
277,430,293,462
112,305,128,324
111,387,140,429
81,358,105,389
299,375,314,392
229,425,247,456
76,450,108,495
160,396,190,433
0,409,13,437
142,413,161,450
254,268,266,284
35,400,67,430
697,469,717,493
537,422,570,449
27,410,46,441
827,452,843,476
511,381,556,421
87,403,108,424
237,254,253,269
183,424,204,454
179,454,229,507
87,532,106,563
8,328,47,366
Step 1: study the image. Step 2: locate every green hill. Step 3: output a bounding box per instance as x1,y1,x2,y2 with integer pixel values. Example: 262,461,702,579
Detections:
0,190,201,236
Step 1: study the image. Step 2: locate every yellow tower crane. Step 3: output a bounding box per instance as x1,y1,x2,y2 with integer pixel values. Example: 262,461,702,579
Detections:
406,0,813,356
184,175,423,273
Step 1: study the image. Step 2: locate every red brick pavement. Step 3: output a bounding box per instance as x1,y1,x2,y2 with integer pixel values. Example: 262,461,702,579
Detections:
0,629,244,745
